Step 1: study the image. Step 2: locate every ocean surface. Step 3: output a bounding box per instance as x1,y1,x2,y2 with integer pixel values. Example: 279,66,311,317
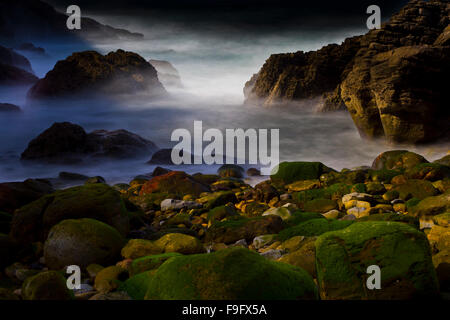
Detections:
0,14,448,186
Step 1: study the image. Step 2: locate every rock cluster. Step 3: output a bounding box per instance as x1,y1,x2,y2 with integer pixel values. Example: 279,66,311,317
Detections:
0,149,448,300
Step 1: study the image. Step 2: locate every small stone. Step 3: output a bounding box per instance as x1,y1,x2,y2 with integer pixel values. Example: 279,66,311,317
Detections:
252,234,276,249
322,210,341,220
260,249,283,260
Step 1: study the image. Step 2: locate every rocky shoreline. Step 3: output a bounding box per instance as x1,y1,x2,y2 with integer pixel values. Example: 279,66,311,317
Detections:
0,149,449,300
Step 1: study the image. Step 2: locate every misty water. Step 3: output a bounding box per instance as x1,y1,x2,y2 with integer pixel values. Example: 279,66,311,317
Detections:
1,14,448,186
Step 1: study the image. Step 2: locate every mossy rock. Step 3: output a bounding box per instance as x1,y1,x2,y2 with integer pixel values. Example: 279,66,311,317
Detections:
0,288,19,300
130,253,182,276
434,155,450,167
139,171,210,197
315,221,439,300
207,205,237,224
121,239,161,259
192,173,220,186
197,191,237,210
11,183,130,244
293,183,351,207
433,212,450,227
0,211,12,234
119,270,155,300
372,150,428,171
205,215,283,244
217,164,244,179
22,271,72,300
320,170,366,186
368,169,402,183
303,198,337,213
241,201,270,217
410,193,450,217
262,207,292,220
357,213,419,228
154,233,205,255
44,218,125,269
405,197,421,210
94,266,129,293
351,183,367,193
278,237,317,277
283,211,325,228
390,179,438,200
277,219,353,241
271,162,333,186
145,248,318,300
365,182,386,195
406,163,450,181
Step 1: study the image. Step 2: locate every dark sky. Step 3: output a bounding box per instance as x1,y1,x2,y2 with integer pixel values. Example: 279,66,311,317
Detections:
47,0,411,30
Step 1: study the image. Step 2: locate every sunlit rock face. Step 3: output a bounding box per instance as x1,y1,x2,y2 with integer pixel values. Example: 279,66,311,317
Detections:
245,0,450,144
27,50,167,99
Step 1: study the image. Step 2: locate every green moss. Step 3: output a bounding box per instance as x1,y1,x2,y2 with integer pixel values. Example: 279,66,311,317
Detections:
283,211,325,228
303,198,337,213
351,183,367,193
277,219,353,241
271,162,332,185
406,197,421,210
119,271,155,300
145,248,318,300
294,183,351,206
207,205,237,223
198,191,237,210
315,221,439,299
131,253,183,276
22,271,73,300
368,169,402,183
357,213,419,228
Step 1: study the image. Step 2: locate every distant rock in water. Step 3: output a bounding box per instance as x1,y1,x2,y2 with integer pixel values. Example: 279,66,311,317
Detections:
27,50,167,99
21,122,158,163
0,45,38,85
147,148,193,165
15,42,46,56
245,0,450,144
0,0,143,44
0,103,21,112
149,59,183,88
0,45,34,73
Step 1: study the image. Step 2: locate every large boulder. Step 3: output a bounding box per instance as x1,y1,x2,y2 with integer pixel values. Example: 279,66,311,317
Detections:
145,247,318,300
271,162,334,185
139,171,210,198
43,218,125,270
371,151,428,171
10,183,130,244
0,179,54,214
27,50,166,99
21,122,157,162
315,221,439,299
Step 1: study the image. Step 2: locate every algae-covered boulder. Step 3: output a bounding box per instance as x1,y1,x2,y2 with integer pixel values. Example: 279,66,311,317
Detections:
121,239,161,259
22,271,72,300
94,266,129,293
406,163,450,181
205,215,283,244
44,218,125,270
278,237,317,277
410,192,450,217
303,198,338,213
145,247,318,300
371,151,428,171
315,221,439,300
140,171,210,197
130,253,182,276
11,183,130,244
271,162,334,185
277,219,353,241
119,270,155,300
390,179,438,200
154,233,205,255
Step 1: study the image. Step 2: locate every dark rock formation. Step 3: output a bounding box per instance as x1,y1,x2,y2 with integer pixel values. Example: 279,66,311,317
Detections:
15,42,46,56
149,59,183,88
0,103,22,112
21,122,158,162
244,36,362,107
245,0,450,144
0,0,143,44
0,45,34,72
147,148,193,165
27,50,167,99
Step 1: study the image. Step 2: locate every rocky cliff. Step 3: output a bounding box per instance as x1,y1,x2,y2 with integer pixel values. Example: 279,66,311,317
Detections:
244,0,450,144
